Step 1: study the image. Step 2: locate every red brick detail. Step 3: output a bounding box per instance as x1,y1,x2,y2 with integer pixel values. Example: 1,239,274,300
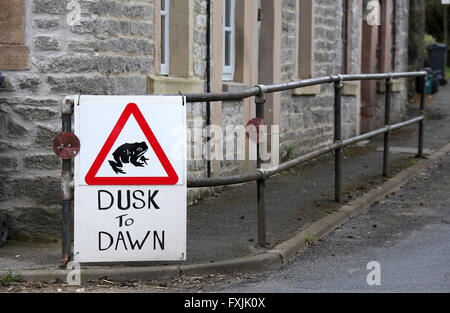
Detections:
0,0,25,45
0,45,30,70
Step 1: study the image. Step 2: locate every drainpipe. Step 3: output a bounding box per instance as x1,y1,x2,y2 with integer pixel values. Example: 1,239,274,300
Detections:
206,0,212,177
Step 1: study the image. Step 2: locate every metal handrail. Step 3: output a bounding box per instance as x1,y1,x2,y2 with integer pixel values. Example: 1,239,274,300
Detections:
185,71,426,103
59,71,428,263
183,70,428,247
186,71,426,187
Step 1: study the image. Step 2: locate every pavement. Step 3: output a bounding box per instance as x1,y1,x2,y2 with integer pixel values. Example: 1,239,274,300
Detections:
0,84,449,283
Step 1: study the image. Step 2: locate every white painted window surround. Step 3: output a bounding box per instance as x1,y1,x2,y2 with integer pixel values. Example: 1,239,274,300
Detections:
160,0,170,75
222,0,235,81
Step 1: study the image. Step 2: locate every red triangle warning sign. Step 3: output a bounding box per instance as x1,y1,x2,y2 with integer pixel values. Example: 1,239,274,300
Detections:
85,102,179,185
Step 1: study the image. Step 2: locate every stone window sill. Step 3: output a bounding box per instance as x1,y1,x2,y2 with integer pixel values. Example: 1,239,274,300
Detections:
291,84,321,96
376,79,404,93
342,81,360,96
222,81,249,93
147,75,204,95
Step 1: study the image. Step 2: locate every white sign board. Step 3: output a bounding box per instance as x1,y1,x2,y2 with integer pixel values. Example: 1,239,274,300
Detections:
442,0,450,5
74,96,186,263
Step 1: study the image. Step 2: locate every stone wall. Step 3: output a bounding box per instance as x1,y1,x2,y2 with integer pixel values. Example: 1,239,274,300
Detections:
0,0,156,240
279,0,408,157
220,84,246,177
279,0,356,157
374,0,410,128
0,0,411,240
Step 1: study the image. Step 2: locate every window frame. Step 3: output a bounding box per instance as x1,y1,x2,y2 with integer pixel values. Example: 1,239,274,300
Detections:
291,0,318,95
160,0,170,76
297,0,314,79
222,0,235,81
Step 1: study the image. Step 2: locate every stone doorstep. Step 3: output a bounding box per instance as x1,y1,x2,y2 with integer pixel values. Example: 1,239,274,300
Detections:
375,146,433,155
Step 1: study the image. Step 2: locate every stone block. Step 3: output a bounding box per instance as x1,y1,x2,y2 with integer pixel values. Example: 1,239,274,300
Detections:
14,106,58,121
5,204,62,241
47,75,109,94
33,18,59,29
34,125,59,148
32,0,68,14
16,75,41,91
33,36,60,51
0,156,18,171
7,118,28,138
6,175,61,205
23,153,61,170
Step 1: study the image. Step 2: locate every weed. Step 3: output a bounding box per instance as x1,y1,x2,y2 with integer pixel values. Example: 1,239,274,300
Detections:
305,233,316,244
282,144,295,162
409,158,419,165
1,273,23,286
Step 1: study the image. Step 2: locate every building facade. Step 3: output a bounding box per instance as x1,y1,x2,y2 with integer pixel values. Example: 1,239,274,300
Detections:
0,0,410,240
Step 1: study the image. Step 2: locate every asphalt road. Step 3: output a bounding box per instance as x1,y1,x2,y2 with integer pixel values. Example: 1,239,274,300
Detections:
209,151,450,293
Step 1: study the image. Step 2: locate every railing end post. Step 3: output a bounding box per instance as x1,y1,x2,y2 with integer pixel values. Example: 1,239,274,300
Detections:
60,95,75,266
254,86,267,248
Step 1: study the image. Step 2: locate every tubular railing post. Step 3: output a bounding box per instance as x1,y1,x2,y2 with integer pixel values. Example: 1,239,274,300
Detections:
206,0,211,178
417,74,426,158
255,85,267,247
383,75,393,177
334,76,343,203
61,97,74,266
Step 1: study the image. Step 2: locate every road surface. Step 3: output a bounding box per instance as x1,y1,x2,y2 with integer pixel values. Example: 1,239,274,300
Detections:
209,151,450,293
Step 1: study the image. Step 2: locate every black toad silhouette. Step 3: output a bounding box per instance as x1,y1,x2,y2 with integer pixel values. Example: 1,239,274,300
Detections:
108,142,149,174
